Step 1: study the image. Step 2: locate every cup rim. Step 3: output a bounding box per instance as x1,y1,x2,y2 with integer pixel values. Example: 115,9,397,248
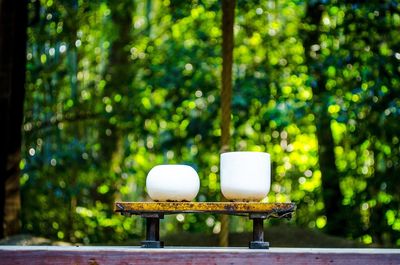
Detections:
221,151,270,156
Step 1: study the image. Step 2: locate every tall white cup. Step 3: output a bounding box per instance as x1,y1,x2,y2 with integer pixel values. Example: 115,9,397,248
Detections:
220,151,271,201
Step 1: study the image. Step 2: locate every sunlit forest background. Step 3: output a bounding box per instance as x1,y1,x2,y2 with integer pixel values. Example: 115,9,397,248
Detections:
21,0,400,246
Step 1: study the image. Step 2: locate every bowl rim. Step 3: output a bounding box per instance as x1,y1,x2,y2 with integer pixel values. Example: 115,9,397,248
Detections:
221,151,270,156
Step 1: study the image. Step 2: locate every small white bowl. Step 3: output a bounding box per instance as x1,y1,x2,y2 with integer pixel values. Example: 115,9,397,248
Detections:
146,165,200,201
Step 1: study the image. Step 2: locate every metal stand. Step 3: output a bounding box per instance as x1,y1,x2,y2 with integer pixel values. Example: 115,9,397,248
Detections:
116,202,295,249
249,214,269,249
141,213,164,248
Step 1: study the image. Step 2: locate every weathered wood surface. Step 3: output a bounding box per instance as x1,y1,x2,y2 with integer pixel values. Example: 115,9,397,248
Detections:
115,202,295,217
1,246,400,265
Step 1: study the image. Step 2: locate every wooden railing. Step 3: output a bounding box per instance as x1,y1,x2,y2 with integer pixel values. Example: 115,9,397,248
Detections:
1,246,400,265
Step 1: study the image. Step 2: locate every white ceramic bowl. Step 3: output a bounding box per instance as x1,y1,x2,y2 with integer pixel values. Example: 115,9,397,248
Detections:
220,151,271,201
146,165,200,201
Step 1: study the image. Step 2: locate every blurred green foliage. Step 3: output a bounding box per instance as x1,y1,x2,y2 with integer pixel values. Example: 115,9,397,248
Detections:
21,0,400,246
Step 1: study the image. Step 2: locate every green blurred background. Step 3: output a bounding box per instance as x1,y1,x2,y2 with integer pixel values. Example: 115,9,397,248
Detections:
19,0,400,247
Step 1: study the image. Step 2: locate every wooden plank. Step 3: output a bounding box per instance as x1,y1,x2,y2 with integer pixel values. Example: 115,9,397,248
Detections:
115,202,295,216
1,246,400,265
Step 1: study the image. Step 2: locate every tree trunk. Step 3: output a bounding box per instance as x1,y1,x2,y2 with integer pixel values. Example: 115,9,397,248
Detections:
302,3,345,236
0,0,28,238
219,0,235,247
101,0,134,161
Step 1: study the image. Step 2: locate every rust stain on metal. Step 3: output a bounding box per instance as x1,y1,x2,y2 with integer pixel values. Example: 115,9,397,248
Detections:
115,202,295,217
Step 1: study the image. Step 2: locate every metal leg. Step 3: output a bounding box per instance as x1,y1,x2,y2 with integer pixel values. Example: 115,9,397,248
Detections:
141,214,164,248
249,214,269,249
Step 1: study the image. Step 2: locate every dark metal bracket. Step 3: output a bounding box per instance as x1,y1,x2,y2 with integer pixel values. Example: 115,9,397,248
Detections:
139,213,270,249
141,213,164,248
249,213,269,249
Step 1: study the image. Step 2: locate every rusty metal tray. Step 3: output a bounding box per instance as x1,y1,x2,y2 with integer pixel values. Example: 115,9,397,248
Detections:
115,201,296,249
